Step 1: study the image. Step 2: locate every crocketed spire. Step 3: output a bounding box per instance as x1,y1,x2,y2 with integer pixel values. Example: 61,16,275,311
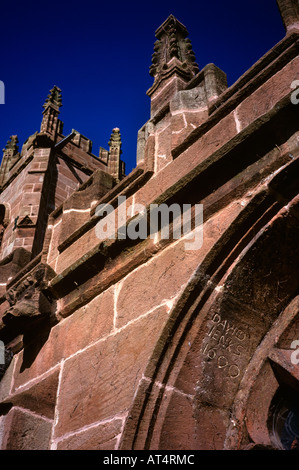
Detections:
40,86,63,139
0,136,20,186
3,135,19,155
108,128,122,150
149,15,199,80
43,85,62,112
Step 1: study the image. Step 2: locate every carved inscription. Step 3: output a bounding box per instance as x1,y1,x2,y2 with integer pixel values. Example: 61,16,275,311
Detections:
202,313,249,379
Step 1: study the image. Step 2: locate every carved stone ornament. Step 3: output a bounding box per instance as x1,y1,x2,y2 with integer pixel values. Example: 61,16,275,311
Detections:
149,15,199,80
43,85,62,112
1,263,56,338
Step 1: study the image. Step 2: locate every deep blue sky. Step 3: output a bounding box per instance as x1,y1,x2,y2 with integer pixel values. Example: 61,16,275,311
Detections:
0,0,285,174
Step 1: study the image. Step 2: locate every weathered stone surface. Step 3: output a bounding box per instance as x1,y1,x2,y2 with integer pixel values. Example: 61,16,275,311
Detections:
0,10,298,452
236,56,299,131
245,360,279,446
0,262,56,343
158,390,197,450
276,0,299,32
277,315,299,349
6,369,59,419
58,169,115,249
0,407,52,450
160,393,230,450
12,285,115,390
56,418,123,450
53,305,169,438
116,240,199,328
116,200,244,328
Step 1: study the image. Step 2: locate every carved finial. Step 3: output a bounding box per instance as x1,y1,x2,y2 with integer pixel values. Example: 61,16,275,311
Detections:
0,136,20,186
43,85,62,112
149,15,199,79
41,86,63,138
3,136,19,155
108,128,122,150
107,128,124,181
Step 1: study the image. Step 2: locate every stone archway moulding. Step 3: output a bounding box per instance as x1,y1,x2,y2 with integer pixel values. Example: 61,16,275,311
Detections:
120,158,299,450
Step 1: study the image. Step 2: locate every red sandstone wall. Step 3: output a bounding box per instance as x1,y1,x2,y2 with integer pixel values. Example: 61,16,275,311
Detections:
0,7,299,450
53,157,89,208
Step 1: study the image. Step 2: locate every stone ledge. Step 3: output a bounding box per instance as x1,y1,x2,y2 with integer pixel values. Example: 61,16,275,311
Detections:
57,167,152,253
47,96,298,317
209,32,299,114
172,34,299,159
